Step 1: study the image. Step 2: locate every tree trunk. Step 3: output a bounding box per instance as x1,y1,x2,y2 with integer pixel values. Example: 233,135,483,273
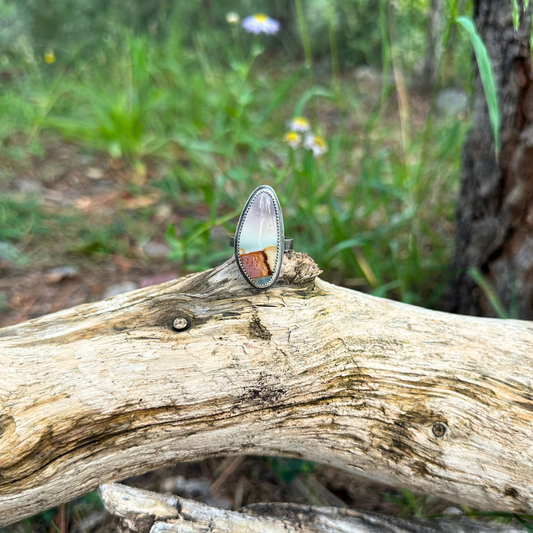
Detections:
450,1,533,319
1,252,533,526
98,483,524,533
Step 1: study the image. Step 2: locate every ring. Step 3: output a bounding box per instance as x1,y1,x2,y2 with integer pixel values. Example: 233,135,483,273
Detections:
230,185,292,289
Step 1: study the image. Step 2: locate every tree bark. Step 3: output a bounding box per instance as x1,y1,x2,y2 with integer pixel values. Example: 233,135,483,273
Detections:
450,1,533,318
1,252,533,526
98,482,523,533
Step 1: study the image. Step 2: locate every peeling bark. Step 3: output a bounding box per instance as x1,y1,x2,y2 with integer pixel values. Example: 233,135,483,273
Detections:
1,252,533,525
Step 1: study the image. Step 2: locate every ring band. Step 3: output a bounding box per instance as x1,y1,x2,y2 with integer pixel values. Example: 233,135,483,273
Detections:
229,235,293,250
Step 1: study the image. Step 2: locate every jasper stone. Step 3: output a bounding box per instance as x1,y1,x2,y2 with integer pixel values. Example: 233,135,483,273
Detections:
235,186,284,289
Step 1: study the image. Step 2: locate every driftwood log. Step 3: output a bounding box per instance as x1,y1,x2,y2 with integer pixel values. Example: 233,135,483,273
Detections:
99,482,524,533
1,251,533,527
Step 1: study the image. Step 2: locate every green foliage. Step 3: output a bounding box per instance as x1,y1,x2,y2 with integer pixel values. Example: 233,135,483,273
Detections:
43,32,169,161
0,196,46,242
0,241,24,264
512,0,520,32
383,488,428,519
268,458,316,484
456,16,500,153
468,267,510,318
0,89,38,146
468,267,521,319
0,491,104,533
166,209,239,273
0,0,472,303
383,487,533,531
515,515,533,533
70,211,156,257
451,510,533,531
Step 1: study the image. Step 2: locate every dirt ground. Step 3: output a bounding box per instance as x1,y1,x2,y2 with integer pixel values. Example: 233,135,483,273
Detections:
0,137,186,329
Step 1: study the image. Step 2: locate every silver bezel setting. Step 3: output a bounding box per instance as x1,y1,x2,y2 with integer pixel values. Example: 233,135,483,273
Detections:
235,185,285,290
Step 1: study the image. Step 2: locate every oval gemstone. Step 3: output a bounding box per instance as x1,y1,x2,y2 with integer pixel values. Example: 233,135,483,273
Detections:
236,186,284,289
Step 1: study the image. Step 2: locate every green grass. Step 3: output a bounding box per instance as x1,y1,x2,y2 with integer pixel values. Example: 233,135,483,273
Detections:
0,0,482,310
1,18,464,307
385,488,533,530
0,195,46,241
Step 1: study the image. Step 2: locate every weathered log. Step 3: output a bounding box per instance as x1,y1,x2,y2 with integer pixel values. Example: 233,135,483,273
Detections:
98,482,523,533
1,251,533,526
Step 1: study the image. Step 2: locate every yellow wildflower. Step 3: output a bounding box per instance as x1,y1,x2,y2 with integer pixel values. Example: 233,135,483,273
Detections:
283,131,301,148
287,116,310,132
44,50,56,64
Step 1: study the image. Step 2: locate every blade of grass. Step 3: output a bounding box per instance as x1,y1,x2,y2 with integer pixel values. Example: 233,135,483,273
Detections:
456,16,500,154
327,0,340,93
293,87,333,117
294,0,313,76
379,0,392,110
259,70,302,123
324,235,369,261
468,267,509,319
515,515,533,533
388,2,410,159
354,248,379,288
512,0,520,31
183,209,240,247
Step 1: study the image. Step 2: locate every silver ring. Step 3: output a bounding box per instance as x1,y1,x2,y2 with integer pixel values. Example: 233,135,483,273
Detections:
231,185,292,289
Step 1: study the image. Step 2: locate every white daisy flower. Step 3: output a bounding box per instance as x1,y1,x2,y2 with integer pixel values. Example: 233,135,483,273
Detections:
226,12,240,24
304,134,328,158
284,131,302,149
286,116,311,132
242,14,280,35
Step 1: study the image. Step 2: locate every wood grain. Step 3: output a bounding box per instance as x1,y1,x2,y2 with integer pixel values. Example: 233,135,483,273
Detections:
1,251,533,526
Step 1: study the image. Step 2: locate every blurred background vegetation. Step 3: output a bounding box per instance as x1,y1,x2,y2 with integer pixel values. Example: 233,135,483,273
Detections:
5,0,526,531
0,0,474,310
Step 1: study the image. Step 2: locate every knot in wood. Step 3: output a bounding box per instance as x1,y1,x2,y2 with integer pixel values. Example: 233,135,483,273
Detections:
280,250,322,286
172,317,190,332
248,315,271,341
432,422,446,438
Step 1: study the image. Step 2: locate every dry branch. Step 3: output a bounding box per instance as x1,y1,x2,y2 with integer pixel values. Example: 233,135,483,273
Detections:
1,251,533,526
98,482,523,533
